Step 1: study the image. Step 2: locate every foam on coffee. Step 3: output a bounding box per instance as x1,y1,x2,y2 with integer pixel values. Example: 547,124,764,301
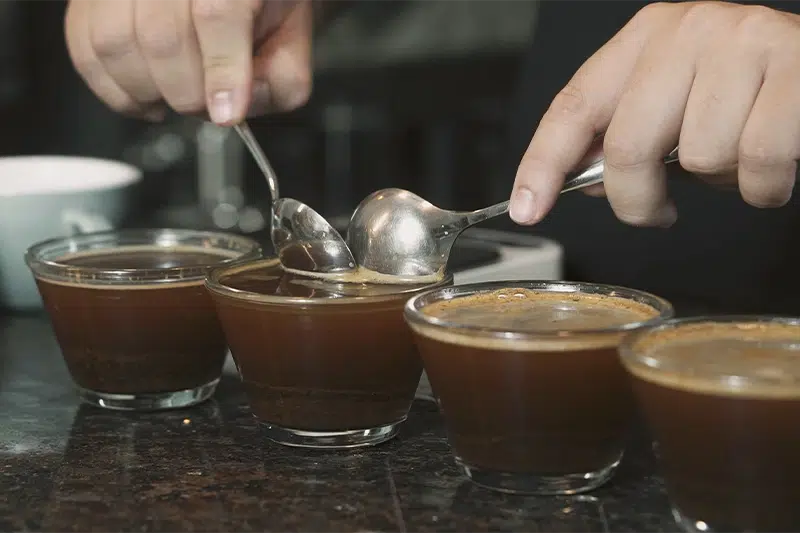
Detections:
217,258,438,302
41,245,239,290
411,288,660,351
625,321,800,399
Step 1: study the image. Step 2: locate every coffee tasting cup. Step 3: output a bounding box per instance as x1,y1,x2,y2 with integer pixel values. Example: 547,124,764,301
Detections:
205,257,453,449
0,156,142,310
26,228,262,411
404,280,673,495
620,316,800,533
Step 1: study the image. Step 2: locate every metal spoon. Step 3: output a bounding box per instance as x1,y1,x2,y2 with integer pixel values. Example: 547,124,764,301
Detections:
233,122,356,274
346,148,680,279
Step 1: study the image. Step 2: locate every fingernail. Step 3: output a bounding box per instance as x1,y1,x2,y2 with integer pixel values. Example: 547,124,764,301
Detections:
209,90,234,125
509,187,537,224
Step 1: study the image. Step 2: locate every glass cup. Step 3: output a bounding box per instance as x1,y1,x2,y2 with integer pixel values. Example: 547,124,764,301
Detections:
620,316,800,533
26,228,261,411
404,281,673,495
205,257,452,449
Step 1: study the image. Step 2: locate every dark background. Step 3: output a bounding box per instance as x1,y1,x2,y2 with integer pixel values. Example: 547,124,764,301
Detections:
5,0,800,314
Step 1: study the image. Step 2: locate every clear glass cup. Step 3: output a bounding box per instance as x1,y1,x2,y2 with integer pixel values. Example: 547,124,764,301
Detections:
26,228,261,411
620,316,800,532
404,280,673,495
205,257,453,449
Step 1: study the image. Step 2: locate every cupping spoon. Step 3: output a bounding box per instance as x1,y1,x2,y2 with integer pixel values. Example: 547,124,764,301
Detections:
346,148,681,279
233,122,356,274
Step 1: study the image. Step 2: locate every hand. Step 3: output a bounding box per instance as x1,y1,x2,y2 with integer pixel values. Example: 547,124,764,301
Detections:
510,1,800,227
65,0,313,125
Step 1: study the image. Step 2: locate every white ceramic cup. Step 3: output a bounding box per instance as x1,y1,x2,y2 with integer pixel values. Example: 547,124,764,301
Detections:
0,156,142,310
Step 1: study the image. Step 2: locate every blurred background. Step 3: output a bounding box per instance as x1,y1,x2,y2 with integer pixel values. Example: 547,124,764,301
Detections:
5,0,800,314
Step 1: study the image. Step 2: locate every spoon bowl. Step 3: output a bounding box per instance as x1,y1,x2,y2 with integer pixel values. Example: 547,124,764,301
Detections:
272,198,356,274
234,122,356,275
346,188,465,279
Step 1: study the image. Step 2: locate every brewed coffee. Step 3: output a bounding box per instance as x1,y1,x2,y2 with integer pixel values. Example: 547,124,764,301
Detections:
624,320,800,532
406,283,670,494
208,258,448,448
37,245,237,397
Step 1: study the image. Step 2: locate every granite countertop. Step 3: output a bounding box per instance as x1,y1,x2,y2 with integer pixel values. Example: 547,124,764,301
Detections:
0,314,679,532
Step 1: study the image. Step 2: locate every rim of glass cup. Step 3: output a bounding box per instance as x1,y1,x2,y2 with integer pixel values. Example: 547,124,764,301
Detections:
205,257,454,306
619,315,800,388
25,228,262,285
404,280,674,340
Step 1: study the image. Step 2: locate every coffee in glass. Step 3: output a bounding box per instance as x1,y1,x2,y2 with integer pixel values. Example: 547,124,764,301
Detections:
26,228,261,411
620,316,800,532
205,258,452,449
404,281,672,494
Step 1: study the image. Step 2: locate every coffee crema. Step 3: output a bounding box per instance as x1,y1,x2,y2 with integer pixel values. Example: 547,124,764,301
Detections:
628,321,800,399
414,288,659,350
218,259,431,300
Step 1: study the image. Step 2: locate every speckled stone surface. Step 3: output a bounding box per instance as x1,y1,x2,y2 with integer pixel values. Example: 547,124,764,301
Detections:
0,314,680,532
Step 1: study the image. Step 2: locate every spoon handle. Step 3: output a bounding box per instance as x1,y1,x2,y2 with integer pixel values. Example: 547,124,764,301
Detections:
234,121,280,202
465,147,681,225
562,146,680,192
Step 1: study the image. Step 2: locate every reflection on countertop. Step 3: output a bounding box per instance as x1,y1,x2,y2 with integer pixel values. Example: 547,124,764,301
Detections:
0,313,678,532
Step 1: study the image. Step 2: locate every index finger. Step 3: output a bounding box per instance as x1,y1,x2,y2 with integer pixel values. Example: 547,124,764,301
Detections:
509,17,649,225
192,0,259,125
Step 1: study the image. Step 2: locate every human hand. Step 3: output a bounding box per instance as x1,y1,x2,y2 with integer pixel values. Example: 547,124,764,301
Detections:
65,0,312,125
510,1,800,227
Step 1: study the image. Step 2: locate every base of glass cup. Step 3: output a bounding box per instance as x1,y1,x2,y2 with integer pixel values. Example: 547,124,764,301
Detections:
458,455,621,495
77,378,219,411
260,419,404,449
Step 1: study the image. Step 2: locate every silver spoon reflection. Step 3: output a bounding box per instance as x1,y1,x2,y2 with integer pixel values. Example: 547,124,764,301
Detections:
233,122,356,274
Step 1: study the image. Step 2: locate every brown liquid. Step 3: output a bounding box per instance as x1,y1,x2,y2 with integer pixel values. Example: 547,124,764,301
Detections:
35,246,235,394
410,288,659,475
626,322,800,531
211,259,436,432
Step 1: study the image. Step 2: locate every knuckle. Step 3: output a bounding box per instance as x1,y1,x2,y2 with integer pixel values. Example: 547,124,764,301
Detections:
679,2,729,33
738,138,783,169
733,6,788,50
545,80,588,123
603,135,651,171
191,0,240,22
90,23,135,59
634,2,675,24
737,5,784,34
136,23,184,59
679,151,733,175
